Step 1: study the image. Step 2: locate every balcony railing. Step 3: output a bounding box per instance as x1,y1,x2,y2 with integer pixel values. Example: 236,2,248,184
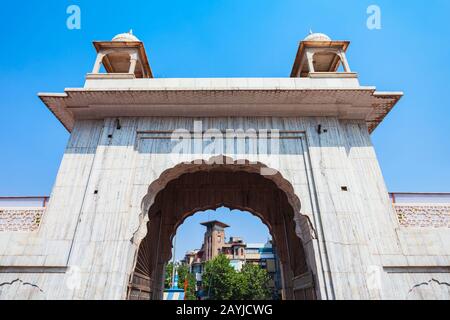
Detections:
0,196,49,208
389,192,450,204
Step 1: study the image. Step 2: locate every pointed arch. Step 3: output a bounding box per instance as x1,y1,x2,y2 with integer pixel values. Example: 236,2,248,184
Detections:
127,156,319,300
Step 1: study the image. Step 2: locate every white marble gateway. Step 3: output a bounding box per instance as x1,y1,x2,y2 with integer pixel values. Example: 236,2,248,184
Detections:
0,32,449,300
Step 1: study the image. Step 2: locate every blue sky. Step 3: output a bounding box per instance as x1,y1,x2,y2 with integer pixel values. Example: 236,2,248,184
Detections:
0,1,449,259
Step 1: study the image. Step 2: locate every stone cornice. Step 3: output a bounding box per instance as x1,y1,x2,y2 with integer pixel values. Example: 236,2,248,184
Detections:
38,78,402,133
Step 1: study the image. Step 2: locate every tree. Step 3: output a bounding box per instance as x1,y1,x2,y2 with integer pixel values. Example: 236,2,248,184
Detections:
177,264,189,287
165,262,174,289
167,256,272,300
202,254,236,300
202,255,271,300
237,264,271,300
177,264,197,300
165,263,197,300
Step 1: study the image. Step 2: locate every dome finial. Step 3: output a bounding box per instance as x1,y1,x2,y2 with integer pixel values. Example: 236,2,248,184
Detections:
309,28,313,35
303,32,331,42
112,30,140,42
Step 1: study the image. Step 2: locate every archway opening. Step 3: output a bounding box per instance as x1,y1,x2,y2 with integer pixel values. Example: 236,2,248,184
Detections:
166,206,283,300
128,164,317,300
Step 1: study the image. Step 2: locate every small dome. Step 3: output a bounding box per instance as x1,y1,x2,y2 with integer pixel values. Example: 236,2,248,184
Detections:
112,30,140,42
303,32,331,42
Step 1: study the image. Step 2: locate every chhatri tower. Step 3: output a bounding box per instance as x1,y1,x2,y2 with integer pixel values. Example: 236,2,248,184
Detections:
0,31,449,300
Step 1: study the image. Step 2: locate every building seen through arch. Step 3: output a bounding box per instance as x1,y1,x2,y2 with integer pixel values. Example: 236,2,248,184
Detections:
180,218,283,300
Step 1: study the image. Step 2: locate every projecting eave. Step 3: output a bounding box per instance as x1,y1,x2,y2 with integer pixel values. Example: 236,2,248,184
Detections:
38,92,72,132
38,78,402,134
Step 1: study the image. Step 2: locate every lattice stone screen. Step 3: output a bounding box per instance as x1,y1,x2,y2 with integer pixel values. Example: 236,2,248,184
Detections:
2,205,449,232
395,204,450,228
0,208,44,232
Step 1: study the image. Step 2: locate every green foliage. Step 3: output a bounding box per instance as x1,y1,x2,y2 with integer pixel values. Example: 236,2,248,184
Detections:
165,262,174,289
184,273,197,300
177,264,197,300
177,264,189,288
166,255,271,300
203,255,271,300
165,262,197,300
235,263,271,300
202,254,236,300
